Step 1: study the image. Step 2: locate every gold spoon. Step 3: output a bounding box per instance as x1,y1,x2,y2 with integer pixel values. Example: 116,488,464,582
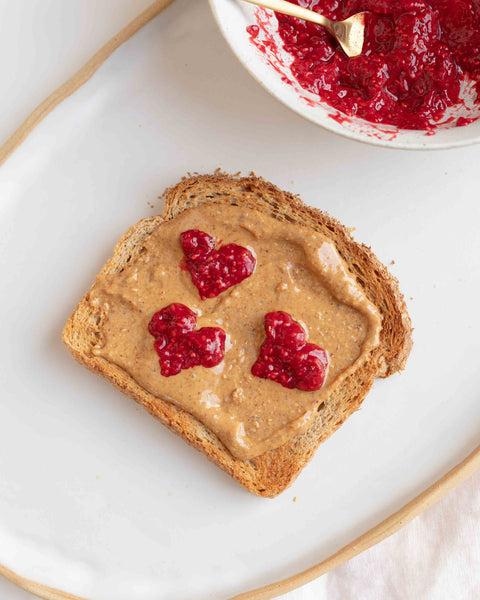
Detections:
242,0,366,58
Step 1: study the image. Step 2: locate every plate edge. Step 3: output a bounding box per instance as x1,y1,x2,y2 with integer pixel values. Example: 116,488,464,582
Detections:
2,443,480,600
229,442,480,599
0,0,176,167
1,0,479,598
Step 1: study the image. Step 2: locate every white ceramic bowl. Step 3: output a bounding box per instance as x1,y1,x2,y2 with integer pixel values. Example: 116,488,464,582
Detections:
209,0,480,149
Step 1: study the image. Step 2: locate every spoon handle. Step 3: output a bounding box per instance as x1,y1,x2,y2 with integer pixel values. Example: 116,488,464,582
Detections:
241,0,331,29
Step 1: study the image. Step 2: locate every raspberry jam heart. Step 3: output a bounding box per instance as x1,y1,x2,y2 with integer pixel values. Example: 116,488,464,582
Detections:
251,311,329,391
148,303,226,377
180,229,256,300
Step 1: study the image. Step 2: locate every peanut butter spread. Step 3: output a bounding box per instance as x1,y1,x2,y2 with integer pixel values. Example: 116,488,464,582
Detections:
90,205,381,460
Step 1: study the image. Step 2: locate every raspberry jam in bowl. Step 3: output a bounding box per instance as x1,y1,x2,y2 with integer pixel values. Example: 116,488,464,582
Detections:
209,0,480,148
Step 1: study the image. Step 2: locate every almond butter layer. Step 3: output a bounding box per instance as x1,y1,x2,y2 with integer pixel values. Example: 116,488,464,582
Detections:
89,204,381,460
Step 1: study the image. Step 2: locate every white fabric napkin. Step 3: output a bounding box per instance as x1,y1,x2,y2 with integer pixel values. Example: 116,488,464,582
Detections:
282,467,480,600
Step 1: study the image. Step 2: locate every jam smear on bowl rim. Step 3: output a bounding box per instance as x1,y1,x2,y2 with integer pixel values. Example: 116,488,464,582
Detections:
180,229,256,300
250,0,480,130
149,303,226,377
252,311,330,391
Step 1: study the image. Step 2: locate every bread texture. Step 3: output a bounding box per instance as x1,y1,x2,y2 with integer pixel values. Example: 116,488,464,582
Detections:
63,173,413,497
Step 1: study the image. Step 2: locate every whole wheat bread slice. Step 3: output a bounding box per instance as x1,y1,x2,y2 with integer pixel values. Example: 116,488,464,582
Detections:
63,173,413,497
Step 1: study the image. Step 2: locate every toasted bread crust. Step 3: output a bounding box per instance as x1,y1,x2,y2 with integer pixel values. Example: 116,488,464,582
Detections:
63,173,413,497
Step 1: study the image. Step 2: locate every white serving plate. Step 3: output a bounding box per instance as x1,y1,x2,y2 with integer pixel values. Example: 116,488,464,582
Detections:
1,0,480,599
209,0,480,149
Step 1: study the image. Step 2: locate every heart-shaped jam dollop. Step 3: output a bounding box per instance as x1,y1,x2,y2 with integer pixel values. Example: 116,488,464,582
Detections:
148,303,226,377
251,311,329,391
180,229,256,300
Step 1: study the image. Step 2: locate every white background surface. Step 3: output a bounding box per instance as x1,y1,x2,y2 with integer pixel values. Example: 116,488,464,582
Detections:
0,1,479,599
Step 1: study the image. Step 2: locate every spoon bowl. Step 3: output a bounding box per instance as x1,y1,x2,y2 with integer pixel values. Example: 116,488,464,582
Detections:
331,12,367,58
242,0,367,57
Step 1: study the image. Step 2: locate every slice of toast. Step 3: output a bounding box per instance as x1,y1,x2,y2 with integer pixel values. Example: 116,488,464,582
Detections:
63,173,412,497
